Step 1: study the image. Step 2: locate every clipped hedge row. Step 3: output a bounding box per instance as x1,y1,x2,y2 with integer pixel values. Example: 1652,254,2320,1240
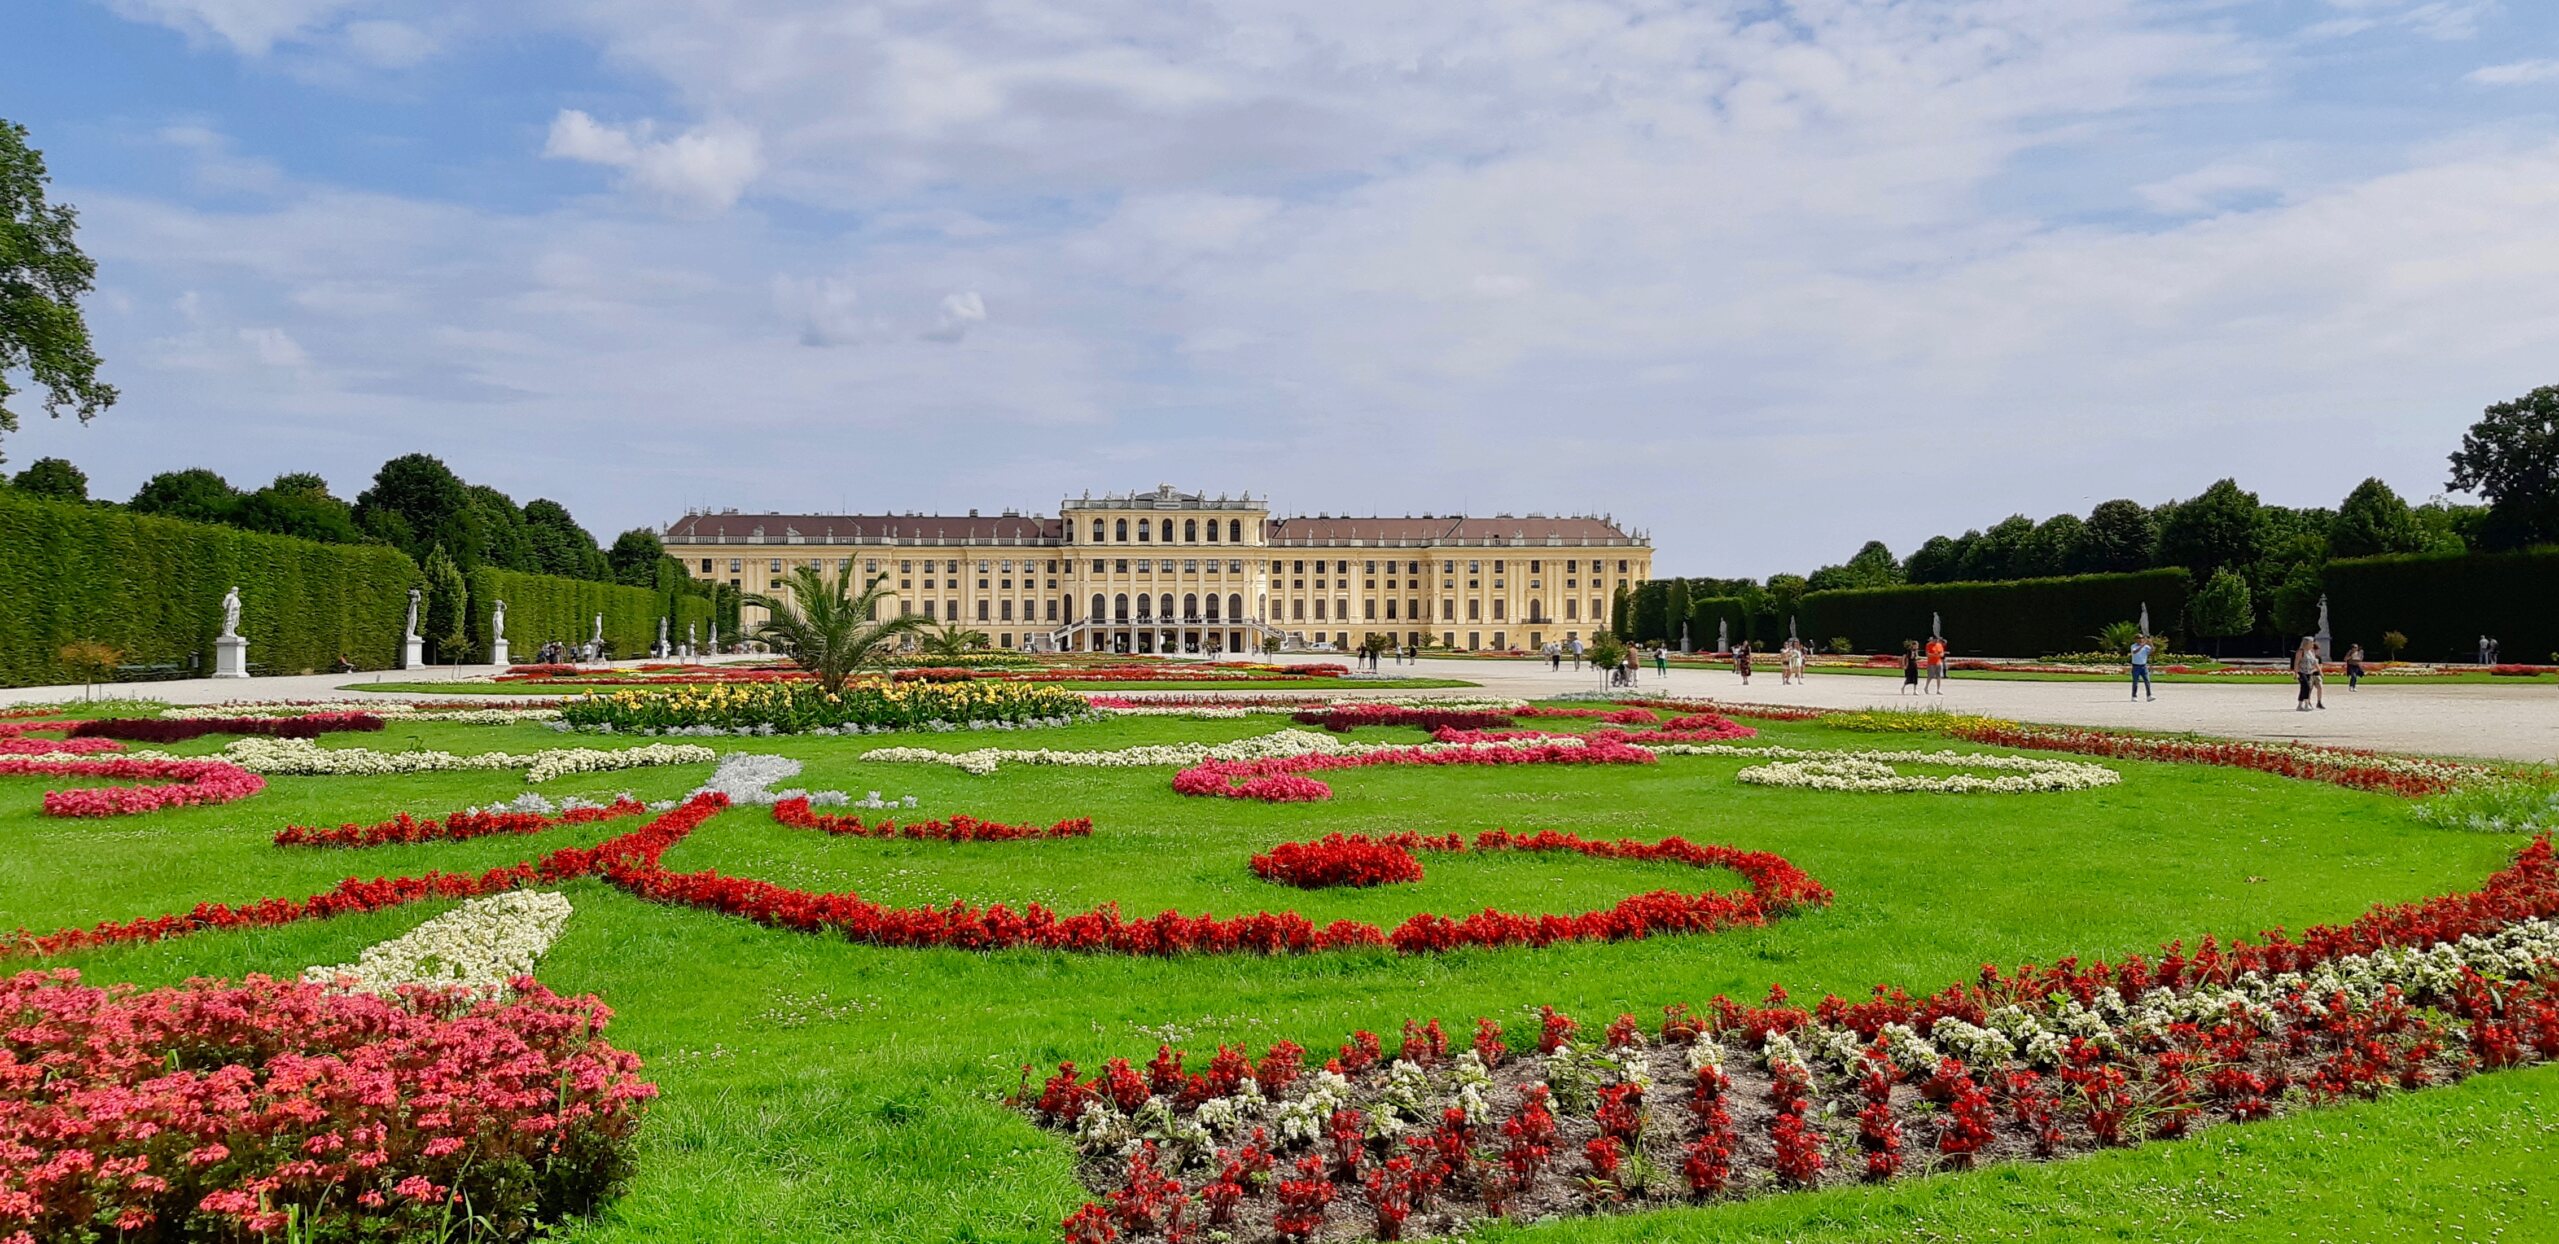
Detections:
465,566,717,663
2324,549,2559,662
0,491,415,684
1686,596,1760,648
1797,568,2191,657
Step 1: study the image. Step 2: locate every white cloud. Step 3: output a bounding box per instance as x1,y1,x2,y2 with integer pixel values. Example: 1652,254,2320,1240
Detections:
543,110,763,214
772,274,878,347
2469,59,2559,86
239,325,312,368
2135,162,2286,215
106,0,363,55
923,291,988,343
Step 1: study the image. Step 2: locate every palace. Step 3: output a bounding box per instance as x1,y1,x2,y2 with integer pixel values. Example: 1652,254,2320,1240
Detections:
663,486,1651,654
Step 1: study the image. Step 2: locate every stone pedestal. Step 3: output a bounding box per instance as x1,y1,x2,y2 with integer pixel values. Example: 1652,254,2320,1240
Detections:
212,636,250,679
401,635,424,669
491,639,511,668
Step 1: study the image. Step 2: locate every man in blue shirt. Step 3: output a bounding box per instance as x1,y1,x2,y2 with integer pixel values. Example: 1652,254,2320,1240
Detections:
2130,635,2155,702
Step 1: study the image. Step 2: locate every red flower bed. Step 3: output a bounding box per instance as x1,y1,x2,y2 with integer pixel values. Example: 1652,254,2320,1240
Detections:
1252,835,1429,888
2490,664,2556,676
3,757,266,818
771,797,1094,841
0,720,80,738
64,713,386,742
0,736,123,755
274,798,652,848
0,969,654,1241
1291,706,1518,733
1175,738,1660,803
1941,721,2470,796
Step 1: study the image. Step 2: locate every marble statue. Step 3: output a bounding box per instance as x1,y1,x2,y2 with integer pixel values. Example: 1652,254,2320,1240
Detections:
492,599,508,641
404,588,422,640
219,587,242,638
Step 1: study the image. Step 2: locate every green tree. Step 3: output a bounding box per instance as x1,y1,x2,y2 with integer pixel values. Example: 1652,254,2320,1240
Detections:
2156,479,2262,579
355,454,484,567
1661,578,1691,645
523,499,610,580
2081,499,2157,572
2188,567,2253,657
1902,535,1962,583
2268,561,2325,640
231,472,362,543
2447,383,2559,550
1609,582,1632,639
2329,478,2426,558
468,484,538,572
608,528,666,586
421,544,468,663
128,468,240,525
1959,515,2035,581
2023,514,2088,578
920,621,989,658
1844,540,1900,585
745,564,934,692
10,456,85,500
0,121,116,465
2411,498,2477,555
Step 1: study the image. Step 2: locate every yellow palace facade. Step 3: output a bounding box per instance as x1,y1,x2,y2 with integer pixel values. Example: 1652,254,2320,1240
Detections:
663,485,1651,654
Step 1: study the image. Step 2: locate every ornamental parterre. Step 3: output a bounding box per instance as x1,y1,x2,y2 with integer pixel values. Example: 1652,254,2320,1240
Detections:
1031,835,2559,1244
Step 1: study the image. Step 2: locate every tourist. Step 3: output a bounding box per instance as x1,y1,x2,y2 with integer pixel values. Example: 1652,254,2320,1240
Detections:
1787,638,1807,684
1569,637,1583,670
1549,642,1562,671
1923,635,1948,695
1734,640,1753,686
1901,640,1921,695
2294,637,2325,711
1654,645,1669,678
333,653,356,674
1620,649,1637,687
2479,635,2492,665
2345,642,2365,691
2129,634,2154,702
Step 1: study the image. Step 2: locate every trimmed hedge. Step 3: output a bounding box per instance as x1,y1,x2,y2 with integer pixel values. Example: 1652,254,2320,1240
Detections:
465,567,716,663
1686,596,1760,649
0,491,415,684
1797,568,2191,657
2324,549,2559,662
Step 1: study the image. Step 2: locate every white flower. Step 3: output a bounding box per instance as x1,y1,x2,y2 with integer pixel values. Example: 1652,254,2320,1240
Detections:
305,891,572,993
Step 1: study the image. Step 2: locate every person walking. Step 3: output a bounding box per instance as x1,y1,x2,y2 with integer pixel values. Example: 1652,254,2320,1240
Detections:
1734,640,1754,686
1923,635,1947,695
1654,645,1670,678
1621,649,1637,687
1569,637,1583,671
2129,634,2154,702
1901,640,1921,695
2345,642,2365,691
2294,637,2324,711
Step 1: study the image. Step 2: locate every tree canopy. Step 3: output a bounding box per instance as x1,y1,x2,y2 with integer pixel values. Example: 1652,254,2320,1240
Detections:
0,120,115,464
2448,384,2559,550
8,456,85,500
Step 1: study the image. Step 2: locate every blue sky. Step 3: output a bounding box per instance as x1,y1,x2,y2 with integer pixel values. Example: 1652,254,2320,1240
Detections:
5,0,2557,575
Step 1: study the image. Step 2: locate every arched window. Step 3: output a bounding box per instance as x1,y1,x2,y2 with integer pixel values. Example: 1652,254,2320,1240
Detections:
1158,594,1174,620
1184,593,1198,620
1228,594,1243,622
1206,521,1221,543
1230,519,1243,543
1205,595,1221,620
1184,519,1198,542
1114,593,1129,622
1091,520,1104,542
1089,594,1105,623
1135,594,1152,620
1160,519,1174,542
1115,519,1128,542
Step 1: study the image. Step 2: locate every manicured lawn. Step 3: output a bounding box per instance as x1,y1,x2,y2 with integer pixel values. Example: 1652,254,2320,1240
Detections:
6,710,2552,1242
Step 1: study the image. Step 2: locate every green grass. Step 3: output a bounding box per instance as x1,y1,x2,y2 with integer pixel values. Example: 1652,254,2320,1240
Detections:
7,712,2554,1242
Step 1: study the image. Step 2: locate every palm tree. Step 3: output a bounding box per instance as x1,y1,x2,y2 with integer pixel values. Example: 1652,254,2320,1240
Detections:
744,564,935,692
920,621,991,660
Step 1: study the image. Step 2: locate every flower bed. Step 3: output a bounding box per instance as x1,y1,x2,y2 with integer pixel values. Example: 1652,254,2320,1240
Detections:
64,712,385,742
1940,720,2484,796
276,797,651,848
0,968,652,1241
1174,738,1661,803
771,796,1093,841
1252,835,1430,888
1732,750,2121,794
2,756,266,817
556,680,1095,734
305,890,576,992
1291,706,1519,734
221,737,715,783
0,735,123,755
1032,835,2559,1242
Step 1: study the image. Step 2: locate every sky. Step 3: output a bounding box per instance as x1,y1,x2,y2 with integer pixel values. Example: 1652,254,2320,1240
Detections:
3,0,2556,578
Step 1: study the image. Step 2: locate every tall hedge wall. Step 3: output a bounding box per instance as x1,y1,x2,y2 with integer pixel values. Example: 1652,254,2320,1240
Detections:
0,491,416,684
1798,568,2191,657
1685,596,1759,649
2324,549,2559,662
465,567,716,663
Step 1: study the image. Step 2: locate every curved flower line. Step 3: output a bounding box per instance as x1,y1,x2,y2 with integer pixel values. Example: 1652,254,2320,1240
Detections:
220,738,715,784
304,891,574,993
2,756,266,818
1174,737,1662,803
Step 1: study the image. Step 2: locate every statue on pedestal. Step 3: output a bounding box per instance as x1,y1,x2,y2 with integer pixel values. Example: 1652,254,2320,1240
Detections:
492,599,508,642
404,588,422,640
220,587,242,639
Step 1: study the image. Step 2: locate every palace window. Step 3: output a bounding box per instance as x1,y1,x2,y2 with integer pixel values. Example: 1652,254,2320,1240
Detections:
977,561,989,572
1184,559,1197,572
1115,559,1128,573
769,559,782,572
1229,560,1243,573
924,579,936,589
1271,560,1283,573
1116,519,1129,541
978,578,990,589
1227,593,1243,619
1000,579,1012,590
977,601,990,621
1385,600,1398,620
1292,600,1305,620
1314,600,1326,621
1365,600,1377,620
900,579,911,589
923,601,936,620
1000,560,1012,572
1185,519,1197,542
729,559,741,573
1566,599,1579,619
1137,522,1151,542
1160,519,1174,542
1092,593,1107,620
1000,601,1013,621
1618,560,1629,573
1407,562,1421,574
699,558,712,572
1137,559,1151,572
1092,520,1106,541
1441,600,1454,620
1293,560,1305,573
1046,599,1059,621
1365,560,1377,573
1047,560,1059,572
1468,601,1481,621
1493,600,1506,620
1529,561,1540,573
1184,593,1198,618
1494,561,1504,572
1468,561,1480,574
1205,595,1222,620
1229,519,1243,542
1590,598,1603,620
947,560,959,573
1113,594,1128,621
1092,559,1106,573
866,560,879,573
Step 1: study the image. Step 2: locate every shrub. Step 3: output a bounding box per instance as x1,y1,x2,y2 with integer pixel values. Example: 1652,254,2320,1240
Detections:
2326,549,2559,663
1799,569,2191,658
65,713,385,742
0,969,654,1243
